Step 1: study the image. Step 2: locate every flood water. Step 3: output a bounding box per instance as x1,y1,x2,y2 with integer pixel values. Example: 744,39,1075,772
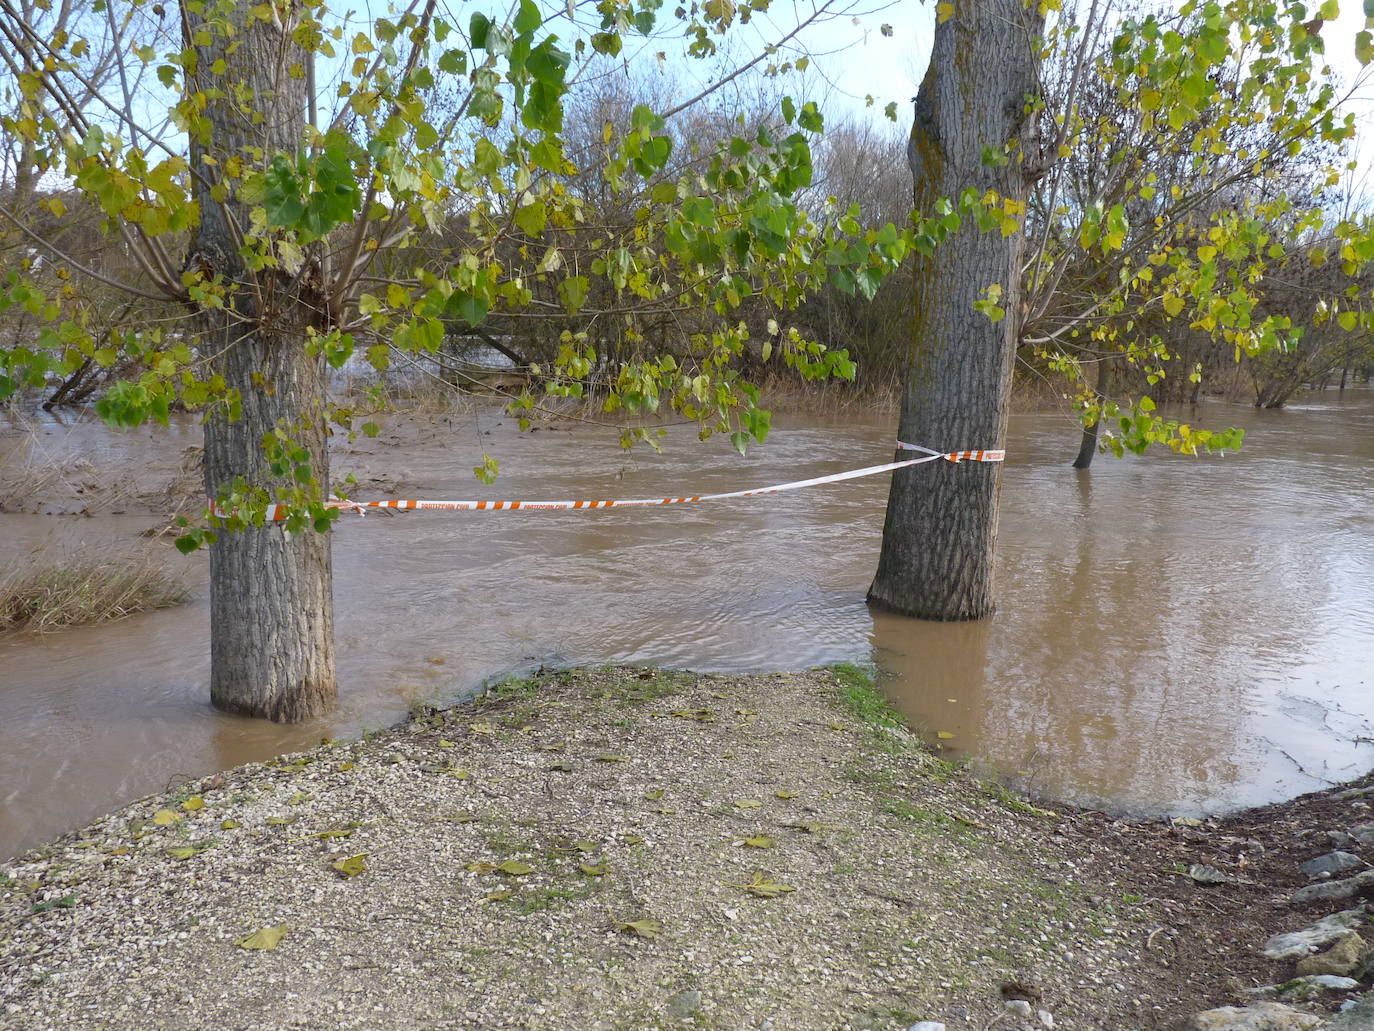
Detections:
2,390,1372,860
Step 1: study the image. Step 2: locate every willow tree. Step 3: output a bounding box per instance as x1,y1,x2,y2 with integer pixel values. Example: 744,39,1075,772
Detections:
870,0,1371,622
0,0,907,719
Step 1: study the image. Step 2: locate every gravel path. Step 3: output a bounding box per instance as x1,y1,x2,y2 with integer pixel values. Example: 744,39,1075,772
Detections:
0,667,1367,1030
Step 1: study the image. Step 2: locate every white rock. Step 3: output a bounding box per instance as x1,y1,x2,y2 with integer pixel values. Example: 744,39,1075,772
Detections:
1005,999,1033,1018
907,1023,946,1031
1262,908,1367,959
1038,1009,1055,1028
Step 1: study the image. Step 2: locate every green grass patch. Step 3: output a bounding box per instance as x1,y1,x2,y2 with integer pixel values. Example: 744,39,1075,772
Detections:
828,663,905,731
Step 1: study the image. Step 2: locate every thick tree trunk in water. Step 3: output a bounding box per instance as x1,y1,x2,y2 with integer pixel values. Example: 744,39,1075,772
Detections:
187,3,337,720
869,0,1042,620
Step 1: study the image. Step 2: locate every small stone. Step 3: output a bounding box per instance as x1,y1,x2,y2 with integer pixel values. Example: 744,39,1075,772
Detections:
1295,931,1368,977
1300,852,1365,879
1351,823,1374,848
1005,1000,1033,1018
1328,831,1356,849
665,990,701,1020
1290,869,1374,904
1038,1009,1055,1028
1179,1001,1325,1030
1262,909,1367,960
907,1023,946,1031
1332,785,1374,801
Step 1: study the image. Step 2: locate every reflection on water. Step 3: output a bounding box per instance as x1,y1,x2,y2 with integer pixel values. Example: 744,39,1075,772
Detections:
2,391,1372,859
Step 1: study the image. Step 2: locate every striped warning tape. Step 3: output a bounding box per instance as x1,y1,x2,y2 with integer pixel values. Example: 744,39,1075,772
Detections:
219,443,1004,522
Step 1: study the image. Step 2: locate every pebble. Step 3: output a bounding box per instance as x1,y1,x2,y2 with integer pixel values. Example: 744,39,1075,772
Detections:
1005,999,1033,1018
907,1023,945,1031
665,989,701,1020
1179,1001,1325,1030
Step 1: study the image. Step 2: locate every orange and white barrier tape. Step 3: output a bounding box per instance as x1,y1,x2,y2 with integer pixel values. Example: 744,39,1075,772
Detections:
217,443,1004,522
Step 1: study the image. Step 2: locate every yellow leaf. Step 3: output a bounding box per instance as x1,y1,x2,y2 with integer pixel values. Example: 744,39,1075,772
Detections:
1162,294,1185,317
936,1,954,23
743,836,775,849
331,853,368,878
497,859,534,876
166,846,197,860
615,917,662,939
236,925,287,950
469,722,496,735
182,796,205,811
734,799,763,809
936,730,955,740
153,809,180,826
775,790,799,799
220,819,240,830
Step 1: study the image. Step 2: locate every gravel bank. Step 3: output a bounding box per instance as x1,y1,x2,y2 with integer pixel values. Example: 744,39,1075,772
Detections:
0,667,1369,1030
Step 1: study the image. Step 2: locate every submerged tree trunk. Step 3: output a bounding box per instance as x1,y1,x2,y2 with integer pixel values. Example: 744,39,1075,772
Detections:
187,2,337,720
1072,359,1109,470
868,0,1043,620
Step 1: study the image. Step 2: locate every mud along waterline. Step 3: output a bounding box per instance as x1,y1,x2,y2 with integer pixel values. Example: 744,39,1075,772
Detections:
1,391,1372,859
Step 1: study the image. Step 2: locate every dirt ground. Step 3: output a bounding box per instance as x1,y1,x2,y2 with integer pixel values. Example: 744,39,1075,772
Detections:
1,666,1370,1031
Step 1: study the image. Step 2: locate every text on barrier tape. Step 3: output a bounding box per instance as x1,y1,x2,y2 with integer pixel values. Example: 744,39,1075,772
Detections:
217,443,1004,522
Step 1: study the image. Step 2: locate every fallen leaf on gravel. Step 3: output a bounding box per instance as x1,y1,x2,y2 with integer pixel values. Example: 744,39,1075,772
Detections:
596,754,628,763
182,796,205,811
437,740,456,748
742,836,775,849
622,835,645,845
671,709,715,722
236,926,287,950
220,819,241,831
1172,817,1204,828
331,853,368,878
315,826,355,840
336,761,355,772
497,860,534,876
644,789,665,801
166,847,197,860
615,917,662,939
483,891,514,902
469,722,496,735
727,872,795,898
552,840,598,854
266,816,294,826
541,742,565,752
580,862,608,876
450,768,471,779
734,799,762,809
152,809,180,826
775,790,799,799
548,761,575,772
287,792,311,805
467,861,498,874
444,811,478,823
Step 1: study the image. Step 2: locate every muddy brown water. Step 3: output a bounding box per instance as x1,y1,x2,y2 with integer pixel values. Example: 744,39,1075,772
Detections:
2,392,1372,860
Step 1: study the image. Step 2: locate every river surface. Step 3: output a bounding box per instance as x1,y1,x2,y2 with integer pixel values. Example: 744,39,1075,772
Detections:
2,391,1372,860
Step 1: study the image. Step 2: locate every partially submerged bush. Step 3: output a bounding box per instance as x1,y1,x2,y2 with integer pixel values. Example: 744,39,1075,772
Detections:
0,549,189,633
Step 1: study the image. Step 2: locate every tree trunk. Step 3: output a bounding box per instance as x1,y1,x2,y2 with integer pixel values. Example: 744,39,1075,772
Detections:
1072,359,1108,470
868,0,1043,621
187,1,337,721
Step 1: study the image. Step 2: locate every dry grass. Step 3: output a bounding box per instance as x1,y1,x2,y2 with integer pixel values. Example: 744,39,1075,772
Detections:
0,547,190,634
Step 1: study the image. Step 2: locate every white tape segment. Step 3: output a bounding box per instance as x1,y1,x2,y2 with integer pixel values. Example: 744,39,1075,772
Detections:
228,443,1004,522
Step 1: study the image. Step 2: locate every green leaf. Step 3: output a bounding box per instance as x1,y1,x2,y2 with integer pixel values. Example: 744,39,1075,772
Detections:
236,925,288,950
742,835,775,849
513,0,541,35
469,11,491,48
497,859,534,876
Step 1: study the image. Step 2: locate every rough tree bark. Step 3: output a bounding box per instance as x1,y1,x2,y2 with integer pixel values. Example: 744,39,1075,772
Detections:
187,1,337,720
1072,358,1109,470
868,0,1043,620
